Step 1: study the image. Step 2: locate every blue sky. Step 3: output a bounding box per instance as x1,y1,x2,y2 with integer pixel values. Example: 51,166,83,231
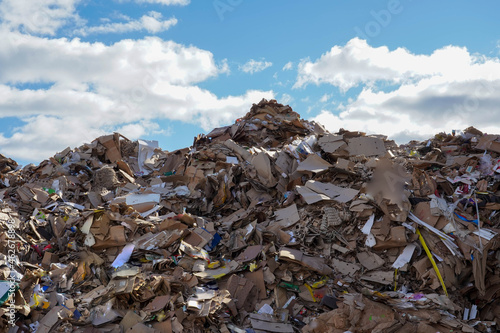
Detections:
1,0,500,166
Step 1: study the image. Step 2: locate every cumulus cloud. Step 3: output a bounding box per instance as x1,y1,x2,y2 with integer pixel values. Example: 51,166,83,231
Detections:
300,38,500,143
0,0,83,35
240,59,273,74
0,30,273,161
74,12,177,36
294,38,500,91
282,61,293,71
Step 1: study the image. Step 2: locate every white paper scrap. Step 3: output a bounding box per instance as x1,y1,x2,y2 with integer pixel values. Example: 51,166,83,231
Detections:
365,233,376,247
361,214,375,235
257,303,274,315
111,244,135,268
392,244,417,269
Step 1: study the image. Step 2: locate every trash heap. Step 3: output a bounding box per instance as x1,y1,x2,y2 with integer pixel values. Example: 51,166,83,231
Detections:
1,99,500,333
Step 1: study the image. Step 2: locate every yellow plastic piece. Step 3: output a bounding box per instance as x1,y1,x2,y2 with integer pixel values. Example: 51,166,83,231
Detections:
416,228,448,296
304,283,316,302
31,293,40,308
394,269,398,291
156,311,167,322
311,276,328,289
207,261,220,269
249,262,258,272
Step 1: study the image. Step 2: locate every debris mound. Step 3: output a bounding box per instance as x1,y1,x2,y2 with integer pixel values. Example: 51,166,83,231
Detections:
1,99,500,332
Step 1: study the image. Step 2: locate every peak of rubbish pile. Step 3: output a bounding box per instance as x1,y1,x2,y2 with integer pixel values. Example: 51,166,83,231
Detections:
1,99,500,332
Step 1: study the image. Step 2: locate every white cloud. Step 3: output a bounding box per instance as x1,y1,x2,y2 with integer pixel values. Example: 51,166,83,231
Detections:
305,38,500,143
74,11,177,36
280,93,293,104
240,59,273,74
133,0,190,5
0,30,274,161
282,61,293,71
319,93,331,103
0,0,83,35
295,38,499,91
218,59,230,75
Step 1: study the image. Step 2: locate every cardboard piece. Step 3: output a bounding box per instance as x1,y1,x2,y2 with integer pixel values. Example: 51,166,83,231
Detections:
152,320,172,333
36,306,67,333
235,245,263,263
250,314,294,333
335,158,355,171
476,134,500,153
245,269,267,300
318,134,346,153
347,136,387,157
414,202,440,227
224,139,252,162
301,180,359,203
99,134,122,163
251,152,278,187
356,252,385,271
129,323,156,333
331,258,361,276
274,204,300,228
194,261,239,280
296,154,333,173
373,226,407,250
226,275,258,312
360,270,394,285
41,252,59,270
279,247,334,276
120,311,143,331
183,228,213,248
296,185,331,204
143,295,171,313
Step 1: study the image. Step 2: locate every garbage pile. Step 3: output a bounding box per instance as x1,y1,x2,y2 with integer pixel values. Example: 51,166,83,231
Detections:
1,99,500,332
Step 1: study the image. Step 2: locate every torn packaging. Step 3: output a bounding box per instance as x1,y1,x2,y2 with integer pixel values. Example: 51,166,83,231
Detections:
296,180,358,204
98,134,122,163
251,152,278,187
226,274,258,312
245,269,267,300
331,258,361,276
357,251,385,271
372,226,407,251
274,204,300,228
302,294,396,333
318,134,346,153
414,201,440,227
250,313,294,333
296,153,333,173
279,247,334,276
367,158,411,221
347,136,387,157
235,245,263,263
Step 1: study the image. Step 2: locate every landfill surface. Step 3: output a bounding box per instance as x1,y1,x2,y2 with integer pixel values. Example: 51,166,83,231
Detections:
1,99,500,332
